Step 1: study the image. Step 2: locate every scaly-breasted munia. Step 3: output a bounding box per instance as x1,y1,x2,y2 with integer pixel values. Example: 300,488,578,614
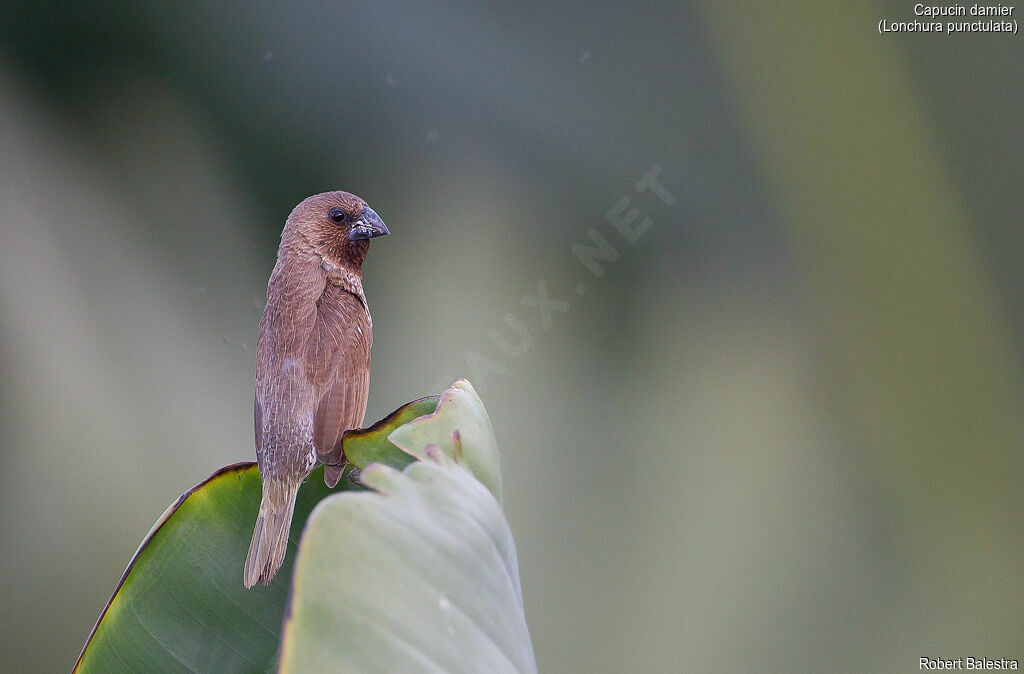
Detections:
244,191,389,587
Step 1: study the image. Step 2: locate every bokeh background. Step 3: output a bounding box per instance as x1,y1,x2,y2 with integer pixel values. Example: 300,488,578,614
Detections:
2,2,1022,671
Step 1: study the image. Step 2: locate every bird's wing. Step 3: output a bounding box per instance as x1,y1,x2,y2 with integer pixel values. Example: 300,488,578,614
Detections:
305,285,372,471
254,394,263,453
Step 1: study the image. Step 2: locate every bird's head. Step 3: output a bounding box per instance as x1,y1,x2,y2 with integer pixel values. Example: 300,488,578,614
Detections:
285,190,390,271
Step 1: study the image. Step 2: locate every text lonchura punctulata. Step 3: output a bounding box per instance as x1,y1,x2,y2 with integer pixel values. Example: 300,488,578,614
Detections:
244,191,389,588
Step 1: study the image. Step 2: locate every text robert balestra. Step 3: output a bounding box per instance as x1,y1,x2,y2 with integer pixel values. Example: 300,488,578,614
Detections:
921,657,1019,670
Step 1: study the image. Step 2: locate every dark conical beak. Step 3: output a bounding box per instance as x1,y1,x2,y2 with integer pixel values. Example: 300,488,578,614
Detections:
348,206,390,241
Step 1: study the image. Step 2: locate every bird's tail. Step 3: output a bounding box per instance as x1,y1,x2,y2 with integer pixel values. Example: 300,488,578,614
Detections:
244,481,299,588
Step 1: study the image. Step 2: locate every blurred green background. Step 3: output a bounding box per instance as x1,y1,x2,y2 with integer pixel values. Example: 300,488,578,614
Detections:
1,2,1022,671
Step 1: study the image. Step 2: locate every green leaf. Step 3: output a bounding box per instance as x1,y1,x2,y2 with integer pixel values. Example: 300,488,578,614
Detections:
341,396,439,471
74,464,337,673
74,400,424,673
279,448,536,673
75,383,532,673
388,379,503,502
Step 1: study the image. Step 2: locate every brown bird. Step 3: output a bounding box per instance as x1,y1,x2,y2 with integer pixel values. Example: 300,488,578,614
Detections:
244,190,389,588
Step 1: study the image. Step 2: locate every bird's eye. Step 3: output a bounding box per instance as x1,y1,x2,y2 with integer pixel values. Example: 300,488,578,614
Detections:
328,208,347,224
